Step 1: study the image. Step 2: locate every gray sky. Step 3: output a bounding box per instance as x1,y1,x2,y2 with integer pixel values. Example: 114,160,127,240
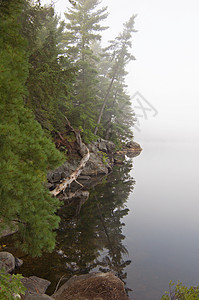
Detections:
42,0,199,142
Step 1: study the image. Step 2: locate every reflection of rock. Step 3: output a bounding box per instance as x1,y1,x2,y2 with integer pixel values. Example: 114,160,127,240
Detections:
52,272,129,300
126,151,141,158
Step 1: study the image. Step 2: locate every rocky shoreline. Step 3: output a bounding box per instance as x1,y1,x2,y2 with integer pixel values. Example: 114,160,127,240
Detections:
0,251,129,299
47,138,142,192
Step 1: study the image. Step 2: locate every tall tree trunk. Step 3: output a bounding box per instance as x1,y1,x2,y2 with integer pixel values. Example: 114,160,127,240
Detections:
94,75,115,135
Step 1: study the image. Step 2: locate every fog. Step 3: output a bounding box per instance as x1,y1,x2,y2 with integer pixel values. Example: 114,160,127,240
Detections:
42,0,199,142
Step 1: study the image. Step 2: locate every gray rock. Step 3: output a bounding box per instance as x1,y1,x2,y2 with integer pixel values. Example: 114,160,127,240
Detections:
96,138,115,153
81,152,109,176
15,257,23,268
22,276,51,296
0,251,15,273
47,139,115,183
126,141,142,150
47,161,78,183
81,139,115,176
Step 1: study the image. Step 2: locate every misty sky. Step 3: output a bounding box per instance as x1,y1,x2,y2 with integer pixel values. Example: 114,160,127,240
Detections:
42,0,199,142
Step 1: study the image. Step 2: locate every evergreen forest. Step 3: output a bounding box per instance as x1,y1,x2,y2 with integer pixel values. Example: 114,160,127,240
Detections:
0,0,137,256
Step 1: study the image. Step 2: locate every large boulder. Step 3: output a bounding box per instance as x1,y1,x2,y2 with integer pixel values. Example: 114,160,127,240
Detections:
126,141,142,151
0,251,15,273
52,272,129,300
116,141,142,158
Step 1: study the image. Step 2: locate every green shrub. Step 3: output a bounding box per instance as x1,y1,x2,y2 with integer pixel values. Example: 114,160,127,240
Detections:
0,269,26,299
162,281,199,300
98,151,108,165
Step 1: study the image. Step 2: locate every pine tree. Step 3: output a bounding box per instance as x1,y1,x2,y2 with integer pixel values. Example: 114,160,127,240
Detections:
0,0,64,256
62,0,108,142
20,2,76,135
94,15,137,140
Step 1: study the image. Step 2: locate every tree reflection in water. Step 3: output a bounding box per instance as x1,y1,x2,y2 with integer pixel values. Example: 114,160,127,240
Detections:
57,159,135,294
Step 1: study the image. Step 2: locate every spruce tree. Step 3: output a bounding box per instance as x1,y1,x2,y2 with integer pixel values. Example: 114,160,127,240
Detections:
63,0,108,142
94,15,137,140
0,0,64,256
19,2,76,135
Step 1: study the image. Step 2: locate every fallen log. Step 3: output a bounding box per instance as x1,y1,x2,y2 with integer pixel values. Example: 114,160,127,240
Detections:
50,117,90,197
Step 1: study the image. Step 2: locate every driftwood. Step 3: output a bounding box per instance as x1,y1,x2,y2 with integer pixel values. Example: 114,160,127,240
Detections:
50,117,90,197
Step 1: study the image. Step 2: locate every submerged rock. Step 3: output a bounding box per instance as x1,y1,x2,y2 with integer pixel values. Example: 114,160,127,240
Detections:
52,272,129,300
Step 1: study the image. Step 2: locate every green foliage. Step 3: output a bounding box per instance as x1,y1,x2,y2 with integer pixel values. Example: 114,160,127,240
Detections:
98,151,108,165
0,0,64,256
91,16,137,145
20,1,76,134
0,269,26,299
62,0,109,142
162,281,199,300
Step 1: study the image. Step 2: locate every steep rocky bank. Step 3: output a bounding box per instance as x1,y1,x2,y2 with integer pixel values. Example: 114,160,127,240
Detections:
47,138,142,192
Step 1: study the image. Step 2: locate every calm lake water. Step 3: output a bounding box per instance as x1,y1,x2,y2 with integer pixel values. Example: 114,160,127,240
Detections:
125,140,199,299
2,140,199,299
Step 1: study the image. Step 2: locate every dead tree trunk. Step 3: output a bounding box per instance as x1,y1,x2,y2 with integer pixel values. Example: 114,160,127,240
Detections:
94,75,116,136
50,117,90,197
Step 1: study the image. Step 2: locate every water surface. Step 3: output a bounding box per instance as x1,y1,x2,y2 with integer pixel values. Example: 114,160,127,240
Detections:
125,141,199,299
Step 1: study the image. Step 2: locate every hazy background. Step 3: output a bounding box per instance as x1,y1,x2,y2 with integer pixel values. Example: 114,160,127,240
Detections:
42,0,199,142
